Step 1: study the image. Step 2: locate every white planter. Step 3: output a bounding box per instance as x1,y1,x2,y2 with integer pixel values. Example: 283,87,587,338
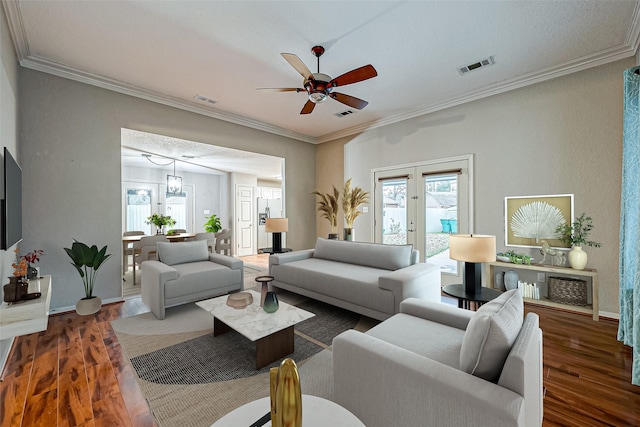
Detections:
76,296,102,315
568,246,588,270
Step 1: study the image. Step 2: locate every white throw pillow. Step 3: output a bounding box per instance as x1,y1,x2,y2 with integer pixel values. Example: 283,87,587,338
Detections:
459,289,524,381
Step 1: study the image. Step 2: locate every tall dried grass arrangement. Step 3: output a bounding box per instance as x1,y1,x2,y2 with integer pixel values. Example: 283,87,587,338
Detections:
312,186,340,233
342,178,369,228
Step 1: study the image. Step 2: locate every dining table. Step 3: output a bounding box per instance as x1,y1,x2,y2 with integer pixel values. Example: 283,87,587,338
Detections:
122,233,196,282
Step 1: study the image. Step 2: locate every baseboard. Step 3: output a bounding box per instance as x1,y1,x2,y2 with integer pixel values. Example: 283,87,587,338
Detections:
0,337,15,379
599,310,620,321
49,296,124,315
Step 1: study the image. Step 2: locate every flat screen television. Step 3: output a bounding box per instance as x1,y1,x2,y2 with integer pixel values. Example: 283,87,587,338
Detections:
2,147,22,249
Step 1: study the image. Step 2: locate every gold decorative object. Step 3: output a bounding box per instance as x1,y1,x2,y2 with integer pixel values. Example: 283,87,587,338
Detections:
270,358,302,427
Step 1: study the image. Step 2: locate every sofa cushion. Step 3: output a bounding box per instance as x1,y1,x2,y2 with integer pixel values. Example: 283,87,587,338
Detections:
271,258,395,314
157,240,209,266
459,289,524,381
312,238,414,271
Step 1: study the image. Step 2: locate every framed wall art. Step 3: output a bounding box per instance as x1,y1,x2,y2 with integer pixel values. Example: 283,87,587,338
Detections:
504,194,574,248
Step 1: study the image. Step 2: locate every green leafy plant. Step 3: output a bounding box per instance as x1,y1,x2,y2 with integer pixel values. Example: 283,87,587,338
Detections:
342,178,369,228
555,213,602,248
64,240,112,299
204,214,222,233
312,186,340,234
146,214,176,228
497,250,533,265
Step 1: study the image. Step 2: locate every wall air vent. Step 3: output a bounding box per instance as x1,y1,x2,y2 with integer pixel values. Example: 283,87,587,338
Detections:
458,56,495,75
335,110,354,118
194,94,217,105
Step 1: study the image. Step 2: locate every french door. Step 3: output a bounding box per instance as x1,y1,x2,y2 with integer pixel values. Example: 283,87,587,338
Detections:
373,156,472,285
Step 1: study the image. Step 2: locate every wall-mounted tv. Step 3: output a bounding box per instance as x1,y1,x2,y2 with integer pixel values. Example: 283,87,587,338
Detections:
2,147,22,249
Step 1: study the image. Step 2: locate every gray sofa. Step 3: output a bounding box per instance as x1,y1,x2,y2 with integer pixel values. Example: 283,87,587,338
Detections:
269,238,441,320
141,240,243,319
333,290,543,427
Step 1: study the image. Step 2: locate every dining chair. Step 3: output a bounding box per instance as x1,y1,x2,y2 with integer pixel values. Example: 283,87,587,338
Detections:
123,231,145,273
215,229,232,255
133,235,169,284
195,232,216,253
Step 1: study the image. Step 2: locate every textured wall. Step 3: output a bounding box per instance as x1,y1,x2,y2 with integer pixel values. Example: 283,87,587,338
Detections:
326,58,630,315
19,69,316,310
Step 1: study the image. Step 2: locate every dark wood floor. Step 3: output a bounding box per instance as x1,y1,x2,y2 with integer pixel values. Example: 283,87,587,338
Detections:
2,286,639,426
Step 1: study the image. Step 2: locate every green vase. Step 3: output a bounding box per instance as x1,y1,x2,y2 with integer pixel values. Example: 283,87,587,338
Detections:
263,291,279,313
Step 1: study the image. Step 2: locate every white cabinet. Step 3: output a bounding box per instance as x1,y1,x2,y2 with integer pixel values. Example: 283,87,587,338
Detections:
0,275,52,339
483,262,599,321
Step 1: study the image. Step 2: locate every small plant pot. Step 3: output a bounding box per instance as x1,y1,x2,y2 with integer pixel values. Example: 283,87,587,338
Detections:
76,296,102,315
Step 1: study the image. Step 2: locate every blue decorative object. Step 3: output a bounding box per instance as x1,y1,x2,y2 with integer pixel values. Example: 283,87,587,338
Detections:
618,66,640,385
263,291,279,313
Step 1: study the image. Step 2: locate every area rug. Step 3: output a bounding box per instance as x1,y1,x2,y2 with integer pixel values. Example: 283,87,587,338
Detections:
111,296,370,427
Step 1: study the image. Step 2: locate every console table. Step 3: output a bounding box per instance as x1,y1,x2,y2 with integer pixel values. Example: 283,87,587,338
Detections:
0,275,52,339
483,262,599,320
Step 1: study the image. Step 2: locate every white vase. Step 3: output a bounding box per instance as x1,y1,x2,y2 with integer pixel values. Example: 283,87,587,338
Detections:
568,246,588,270
76,296,102,315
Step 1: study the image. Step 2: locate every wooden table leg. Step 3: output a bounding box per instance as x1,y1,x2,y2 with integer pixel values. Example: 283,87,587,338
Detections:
255,326,294,369
214,317,231,337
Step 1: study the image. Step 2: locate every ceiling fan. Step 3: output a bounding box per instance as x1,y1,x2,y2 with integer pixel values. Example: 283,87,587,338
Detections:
260,45,378,115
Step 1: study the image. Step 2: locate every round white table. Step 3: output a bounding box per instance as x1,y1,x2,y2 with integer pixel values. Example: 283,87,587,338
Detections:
211,395,365,427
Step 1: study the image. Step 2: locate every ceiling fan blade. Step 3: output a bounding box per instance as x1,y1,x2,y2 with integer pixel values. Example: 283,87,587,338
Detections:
330,64,378,88
281,53,313,80
256,88,305,92
330,92,369,110
300,99,316,114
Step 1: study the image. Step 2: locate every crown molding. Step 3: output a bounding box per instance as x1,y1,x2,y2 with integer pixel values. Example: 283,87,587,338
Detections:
5,0,640,146
317,41,639,143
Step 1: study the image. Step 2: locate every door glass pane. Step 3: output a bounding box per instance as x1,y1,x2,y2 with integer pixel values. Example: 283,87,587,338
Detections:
165,194,187,230
382,179,407,245
126,188,152,234
424,174,457,274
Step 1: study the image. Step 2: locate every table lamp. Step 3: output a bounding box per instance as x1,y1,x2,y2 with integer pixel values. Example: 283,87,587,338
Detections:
266,218,288,253
449,234,496,294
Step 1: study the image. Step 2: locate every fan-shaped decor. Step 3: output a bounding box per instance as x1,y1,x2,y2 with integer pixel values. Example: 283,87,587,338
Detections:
510,201,565,242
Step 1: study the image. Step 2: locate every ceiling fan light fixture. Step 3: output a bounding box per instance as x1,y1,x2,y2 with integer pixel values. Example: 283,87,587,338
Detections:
309,92,328,103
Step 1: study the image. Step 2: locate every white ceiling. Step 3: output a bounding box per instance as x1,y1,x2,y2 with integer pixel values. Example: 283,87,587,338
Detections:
4,0,640,148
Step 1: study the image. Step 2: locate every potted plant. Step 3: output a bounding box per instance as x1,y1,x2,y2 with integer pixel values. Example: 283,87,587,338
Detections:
555,213,601,270
64,240,112,315
312,186,340,239
146,214,176,235
204,214,222,233
341,178,369,241
21,249,44,279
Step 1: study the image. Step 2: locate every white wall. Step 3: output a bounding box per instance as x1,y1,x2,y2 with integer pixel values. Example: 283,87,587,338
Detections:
19,68,316,310
338,58,631,315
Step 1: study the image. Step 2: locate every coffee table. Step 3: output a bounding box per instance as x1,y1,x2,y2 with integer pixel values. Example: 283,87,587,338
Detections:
196,290,315,369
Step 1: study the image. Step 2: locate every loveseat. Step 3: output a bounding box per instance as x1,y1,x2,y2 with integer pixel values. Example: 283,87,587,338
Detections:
269,238,441,320
333,290,543,427
141,239,243,319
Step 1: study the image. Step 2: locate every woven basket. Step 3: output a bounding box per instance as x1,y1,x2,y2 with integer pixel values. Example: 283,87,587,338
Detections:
548,276,588,306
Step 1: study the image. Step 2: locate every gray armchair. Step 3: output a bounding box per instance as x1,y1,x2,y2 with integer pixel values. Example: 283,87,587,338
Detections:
141,239,243,319
333,290,543,427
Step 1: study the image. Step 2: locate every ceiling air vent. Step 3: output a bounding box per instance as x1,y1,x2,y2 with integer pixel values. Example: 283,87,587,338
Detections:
335,110,354,118
194,94,217,105
458,56,495,75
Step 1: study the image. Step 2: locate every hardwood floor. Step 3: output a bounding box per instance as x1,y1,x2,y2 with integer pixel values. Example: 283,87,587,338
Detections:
2,260,639,426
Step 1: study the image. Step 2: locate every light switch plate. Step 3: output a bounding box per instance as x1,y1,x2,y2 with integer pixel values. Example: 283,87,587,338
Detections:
204,209,210,215
362,207,369,213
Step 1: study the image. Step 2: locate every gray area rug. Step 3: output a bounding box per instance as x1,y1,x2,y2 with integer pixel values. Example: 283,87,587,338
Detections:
128,299,359,385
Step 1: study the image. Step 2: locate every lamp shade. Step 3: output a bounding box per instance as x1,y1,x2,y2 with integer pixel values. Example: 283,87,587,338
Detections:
266,218,288,233
449,234,496,263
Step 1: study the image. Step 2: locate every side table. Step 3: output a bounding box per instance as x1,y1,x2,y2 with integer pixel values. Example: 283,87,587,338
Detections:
442,284,503,310
259,247,293,255
211,395,365,426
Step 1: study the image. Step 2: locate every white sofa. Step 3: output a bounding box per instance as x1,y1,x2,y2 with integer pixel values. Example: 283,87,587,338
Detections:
141,240,243,319
333,290,543,427
269,238,441,320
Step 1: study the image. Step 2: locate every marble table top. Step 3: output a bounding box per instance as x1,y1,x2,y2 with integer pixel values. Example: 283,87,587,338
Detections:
196,290,314,342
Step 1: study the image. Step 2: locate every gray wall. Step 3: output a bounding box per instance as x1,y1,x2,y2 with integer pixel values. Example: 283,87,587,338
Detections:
336,58,631,316
19,69,316,310
0,3,20,368
122,164,227,233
